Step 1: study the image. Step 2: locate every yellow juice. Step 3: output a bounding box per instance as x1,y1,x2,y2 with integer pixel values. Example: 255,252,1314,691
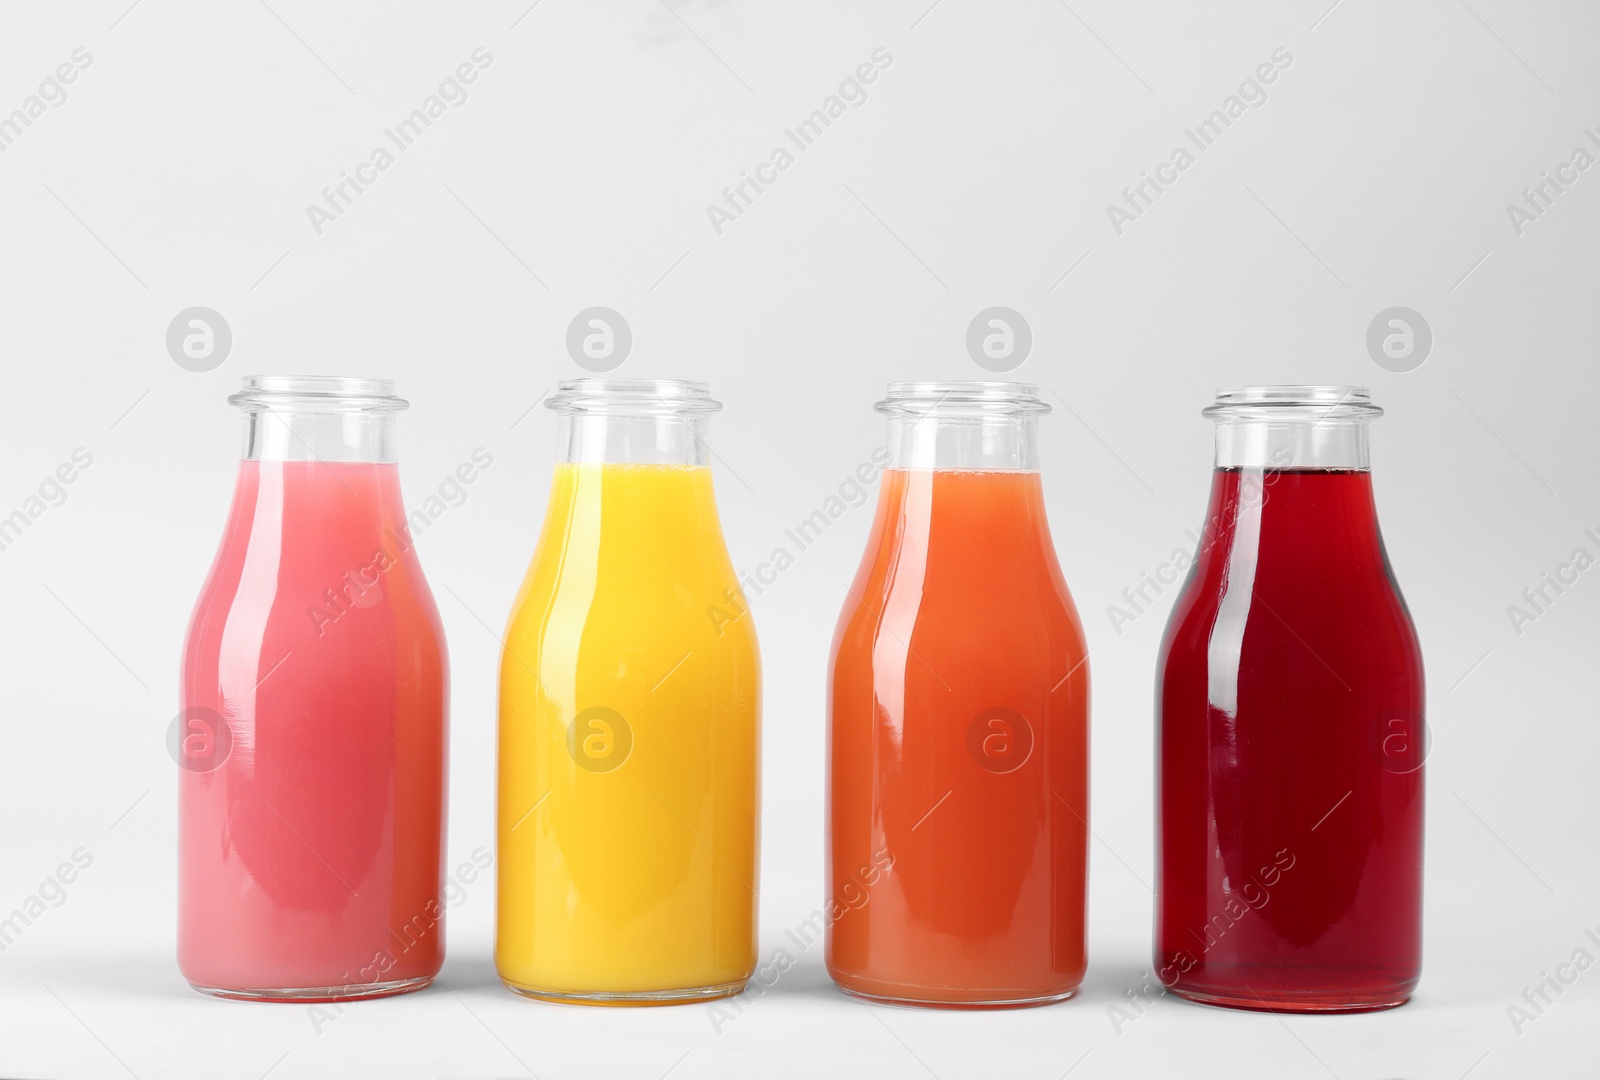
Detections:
496,463,760,1003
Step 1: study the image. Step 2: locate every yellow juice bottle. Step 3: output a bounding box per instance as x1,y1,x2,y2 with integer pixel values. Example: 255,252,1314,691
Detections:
497,379,760,1005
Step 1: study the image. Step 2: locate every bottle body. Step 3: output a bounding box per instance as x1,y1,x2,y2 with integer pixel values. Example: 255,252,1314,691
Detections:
826,384,1089,1008
496,382,760,1004
178,379,448,1001
1155,387,1424,1011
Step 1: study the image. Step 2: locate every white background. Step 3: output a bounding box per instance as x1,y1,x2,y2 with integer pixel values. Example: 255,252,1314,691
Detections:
1,1,1597,1077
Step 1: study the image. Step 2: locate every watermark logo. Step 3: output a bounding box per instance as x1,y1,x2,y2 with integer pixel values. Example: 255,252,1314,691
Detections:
168,706,232,772
1106,447,1291,636
308,846,493,1032
0,447,93,556
167,307,232,372
967,707,1034,773
1370,716,1430,775
1105,47,1292,235
1507,925,1600,1035
1507,530,1599,636
1505,132,1599,237
0,848,94,953
305,48,493,236
566,307,631,372
306,447,494,637
1116,847,1297,1033
704,47,893,236
0,48,93,153
568,706,632,773
1366,306,1431,373
708,847,893,1034
714,446,892,631
966,307,1032,372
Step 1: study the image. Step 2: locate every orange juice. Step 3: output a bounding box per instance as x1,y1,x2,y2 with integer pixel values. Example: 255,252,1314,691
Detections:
497,460,760,1004
828,468,1089,1005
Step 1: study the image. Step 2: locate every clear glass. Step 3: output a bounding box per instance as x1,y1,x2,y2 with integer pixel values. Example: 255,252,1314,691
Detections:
496,378,760,1005
876,380,1050,470
826,382,1089,1008
1204,384,1380,470
178,377,449,1001
1156,385,1424,1012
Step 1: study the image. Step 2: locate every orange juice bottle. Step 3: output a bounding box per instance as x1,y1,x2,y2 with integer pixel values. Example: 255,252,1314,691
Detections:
497,379,760,1005
828,382,1089,1007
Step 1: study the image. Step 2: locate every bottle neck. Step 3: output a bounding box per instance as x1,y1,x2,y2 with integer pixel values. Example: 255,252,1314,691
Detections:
885,414,1041,470
1213,417,1371,470
242,410,399,463
557,412,711,466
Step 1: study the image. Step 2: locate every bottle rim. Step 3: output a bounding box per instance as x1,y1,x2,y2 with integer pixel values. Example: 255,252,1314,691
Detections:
228,375,409,413
1203,384,1383,421
875,381,1051,416
546,378,721,415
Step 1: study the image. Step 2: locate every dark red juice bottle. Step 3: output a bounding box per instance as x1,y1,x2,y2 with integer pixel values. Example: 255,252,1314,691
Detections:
1156,386,1424,1012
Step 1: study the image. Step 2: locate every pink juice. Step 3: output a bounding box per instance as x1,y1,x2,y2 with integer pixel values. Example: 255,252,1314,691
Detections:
179,458,448,1000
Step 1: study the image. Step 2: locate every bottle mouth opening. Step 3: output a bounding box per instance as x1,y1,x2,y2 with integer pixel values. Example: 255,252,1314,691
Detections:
228,376,408,413
546,378,721,415
875,381,1051,417
1203,385,1382,421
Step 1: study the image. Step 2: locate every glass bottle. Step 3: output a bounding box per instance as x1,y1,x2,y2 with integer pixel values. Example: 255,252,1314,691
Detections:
178,376,449,1001
826,381,1090,1008
497,378,760,1005
1156,385,1424,1011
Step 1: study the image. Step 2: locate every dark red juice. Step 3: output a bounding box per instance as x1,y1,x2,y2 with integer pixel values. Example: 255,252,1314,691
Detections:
1156,467,1424,1011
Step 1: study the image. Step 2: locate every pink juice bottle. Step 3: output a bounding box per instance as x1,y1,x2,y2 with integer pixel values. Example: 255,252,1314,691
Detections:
178,376,448,1001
